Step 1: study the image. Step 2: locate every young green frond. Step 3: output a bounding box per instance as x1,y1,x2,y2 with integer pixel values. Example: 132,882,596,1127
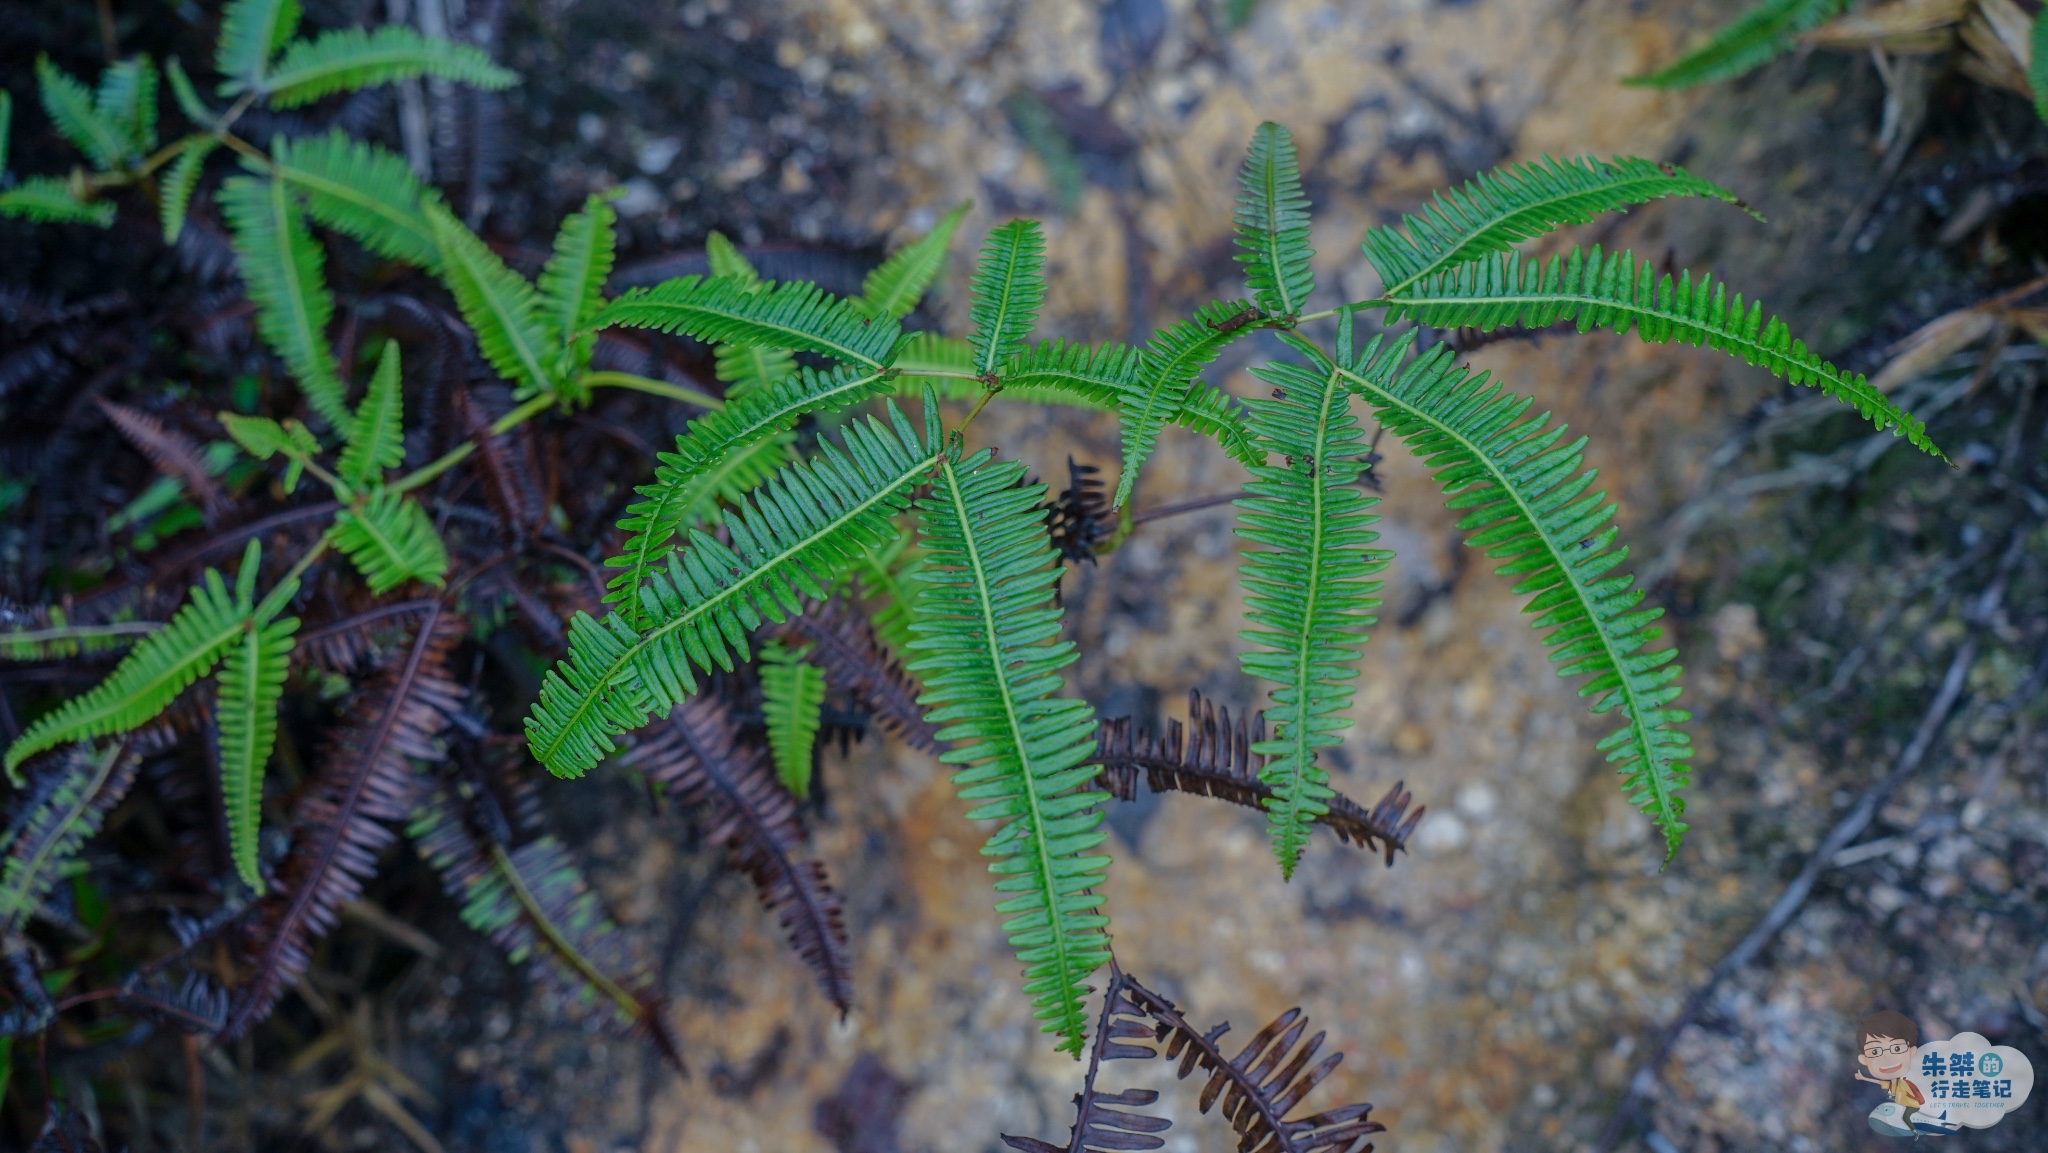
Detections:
96,56,159,158
1114,300,1262,508
759,642,827,799
35,56,128,171
218,612,298,889
253,26,517,108
0,178,116,227
218,173,349,429
1627,0,1849,89
215,0,302,92
968,220,1048,376
164,57,217,126
1329,334,1693,856
1378,245,1942,457
338,340,405,488
1235,327,1389,877
426,202,568,403
907,450,1110,1055
591,275,901,371
0,740,148,934
1234,123,1315,318
275,131,441,269
539,193,618,378
531,401,941,778
160,137,220,243
3,563,253,779
706,230,760,281
329,489,449,594
220,412,321,492
604,365,894,613
1360,156,1746,299
858,201,971,320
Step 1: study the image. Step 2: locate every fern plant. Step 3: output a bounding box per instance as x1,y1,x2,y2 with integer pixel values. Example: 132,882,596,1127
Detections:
0,0,1946,1143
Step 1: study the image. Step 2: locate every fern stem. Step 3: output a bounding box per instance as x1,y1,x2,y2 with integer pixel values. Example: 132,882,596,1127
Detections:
486,843,647,1024
580,371,723,411
1,622,161,645
389,393,556,495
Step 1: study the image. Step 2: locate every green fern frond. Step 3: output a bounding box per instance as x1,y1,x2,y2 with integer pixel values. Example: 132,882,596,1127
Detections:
338,340,404,488
986,339,1256,467
858,201,970,320
253,26,517,108
274,131,440,269
0,90,10,172
612,434,795,615
0,741,140,933
159,137,219,243
1361,156,1746,299
1627,0,1848,89
4,555,257,779
218,173,349,429
591,275,901,371
851,537,925,654
967,220,1047,377
1329,332,1693,856
759,642,826,799
706,230,760,281
1379,245,1941,457
218,611,297,889
95,55,159,157
426,202,567,403
1174,380,1260,470
603,365,895,613
1,610,155,662
219,412,321,493
329,489,448,593
1114,300,1262,508
164,57,217,126
1235,322,1389,877
531,400,940,778
1234,123,1315,318
700,232,794,397
906,449,1110,1055
0,178,115,227
215,0,301,92
539,193,618,380
35,56,127,170
887,334,1104,411
2031,14,2047,122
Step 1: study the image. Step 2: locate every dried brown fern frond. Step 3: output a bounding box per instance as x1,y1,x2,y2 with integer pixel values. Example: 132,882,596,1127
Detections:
1045,457,1113,564
1002,969,1171,1153
94,398,231,523
456,385,548,539
622,695,854,1012
295,599,442,673
225,607,466,1039
1124,971,1383,1153
1092,692,1424,864
778,594,940,753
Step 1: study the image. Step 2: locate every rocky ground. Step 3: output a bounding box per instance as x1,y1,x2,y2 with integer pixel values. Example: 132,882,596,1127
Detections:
11,0,2048,1150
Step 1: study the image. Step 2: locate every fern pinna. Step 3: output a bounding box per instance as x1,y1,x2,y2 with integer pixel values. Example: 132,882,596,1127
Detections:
0,1,1950,1137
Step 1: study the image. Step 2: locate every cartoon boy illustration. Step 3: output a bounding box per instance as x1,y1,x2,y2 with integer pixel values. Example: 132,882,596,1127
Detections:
1855,1010,1931,1137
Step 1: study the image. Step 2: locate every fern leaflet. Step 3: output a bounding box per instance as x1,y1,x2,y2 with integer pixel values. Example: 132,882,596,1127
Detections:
539,193,618,382
337,340,404,489
0,740,149,933
35,56,127,171
0,178,115,227
165,57,217,126
3,548,261,778
274,131,440,269
427,202,567,403
759,642,826,799
1627,0,1851,89
1234,122,1315,318
858,201,971,319
160,137,220,243
215,0,301,91
1330,333,1693,855
1114,300,1262,508
604,364,894,614
968,220,1047,376
1361,155,1746,298
251,25,516,107
907,449,1110,1055
218,611,298,889
95,55,158,159
592,275,901,371
532,400,941,777
700,232,795,397
218,173,349,429
1378,245,1941,457
329,489,449,594
1235,320,1389,877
